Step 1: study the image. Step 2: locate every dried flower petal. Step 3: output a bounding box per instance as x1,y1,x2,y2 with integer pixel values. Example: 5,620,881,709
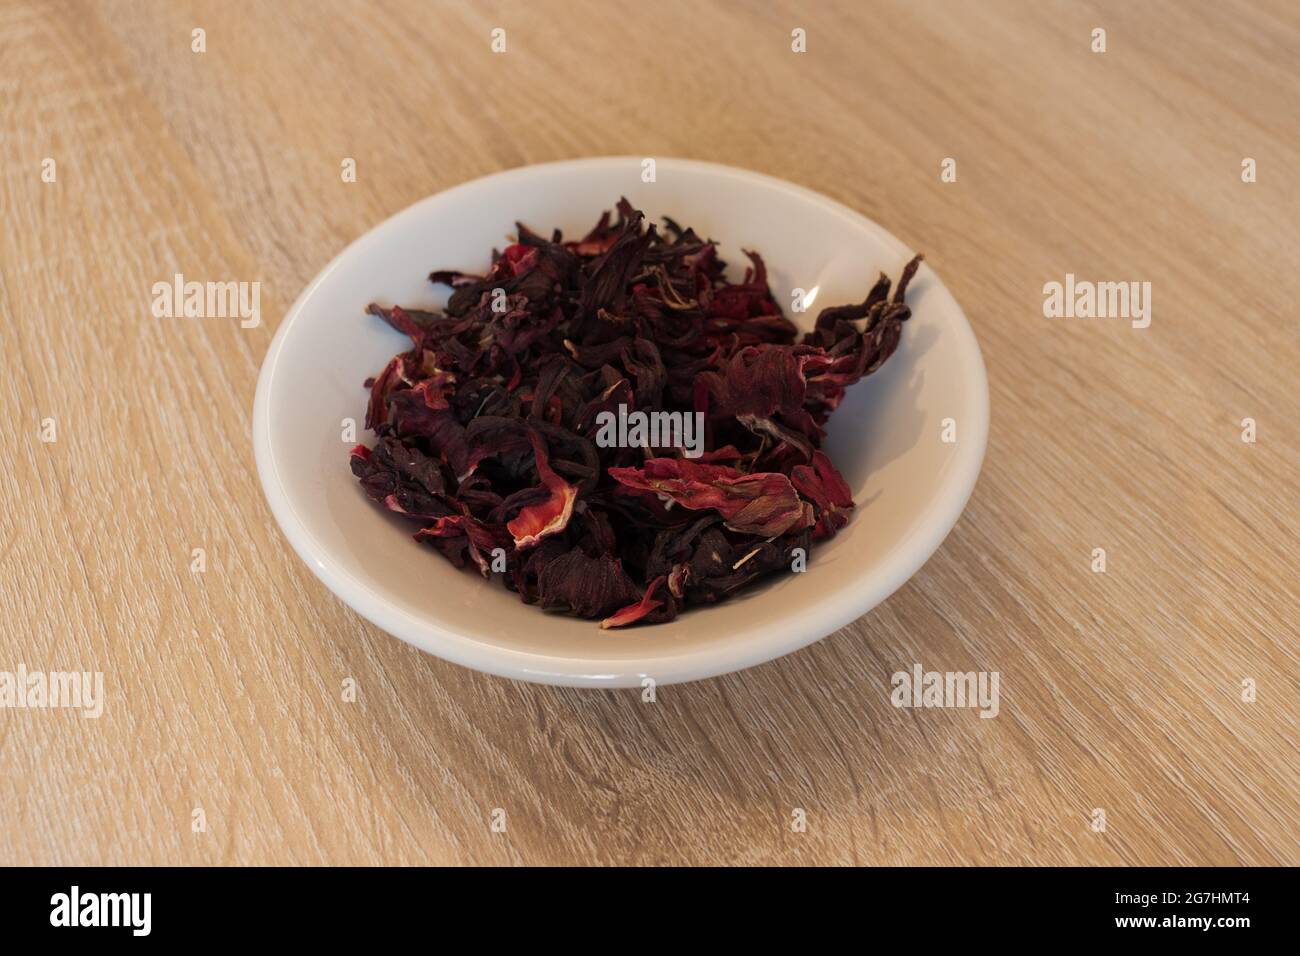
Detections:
608,458,809,537
506,431,578,549
538,550,641,618
601,575,667,629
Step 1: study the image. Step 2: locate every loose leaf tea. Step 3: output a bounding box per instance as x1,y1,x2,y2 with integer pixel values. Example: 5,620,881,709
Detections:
350,199,923,627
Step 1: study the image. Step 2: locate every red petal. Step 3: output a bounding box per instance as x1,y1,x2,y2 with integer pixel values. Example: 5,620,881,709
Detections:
608,458,808,537
506,431,578,549
601,576,666,629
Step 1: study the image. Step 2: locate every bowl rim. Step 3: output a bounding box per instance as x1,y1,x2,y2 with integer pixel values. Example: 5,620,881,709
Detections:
252,156,989,687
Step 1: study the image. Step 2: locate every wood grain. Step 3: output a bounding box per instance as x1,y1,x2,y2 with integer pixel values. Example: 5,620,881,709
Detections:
1,0,1297,865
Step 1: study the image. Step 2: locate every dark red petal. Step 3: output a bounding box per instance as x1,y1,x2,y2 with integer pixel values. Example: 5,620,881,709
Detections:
608,458,808,536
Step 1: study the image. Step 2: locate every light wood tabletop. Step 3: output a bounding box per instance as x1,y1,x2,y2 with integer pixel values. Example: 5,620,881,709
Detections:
2,0,1297,866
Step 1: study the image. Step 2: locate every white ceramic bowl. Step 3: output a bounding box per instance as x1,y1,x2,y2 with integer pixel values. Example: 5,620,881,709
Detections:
253,158,987,686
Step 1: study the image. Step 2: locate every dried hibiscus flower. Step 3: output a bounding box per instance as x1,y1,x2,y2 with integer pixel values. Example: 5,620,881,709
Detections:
350,198,924,627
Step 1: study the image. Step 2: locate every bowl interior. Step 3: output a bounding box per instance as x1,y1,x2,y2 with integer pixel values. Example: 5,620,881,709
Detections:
255,158,986,684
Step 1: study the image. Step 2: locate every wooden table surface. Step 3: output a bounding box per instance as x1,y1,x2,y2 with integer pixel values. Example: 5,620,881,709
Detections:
3,0,1297,866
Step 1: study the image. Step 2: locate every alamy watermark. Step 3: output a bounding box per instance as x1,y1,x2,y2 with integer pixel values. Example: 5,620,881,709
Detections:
151,273,260,328
50,886,150,936
594,404,705,458
1042,274,1150,329
0,665,104,718
891,663,999,718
